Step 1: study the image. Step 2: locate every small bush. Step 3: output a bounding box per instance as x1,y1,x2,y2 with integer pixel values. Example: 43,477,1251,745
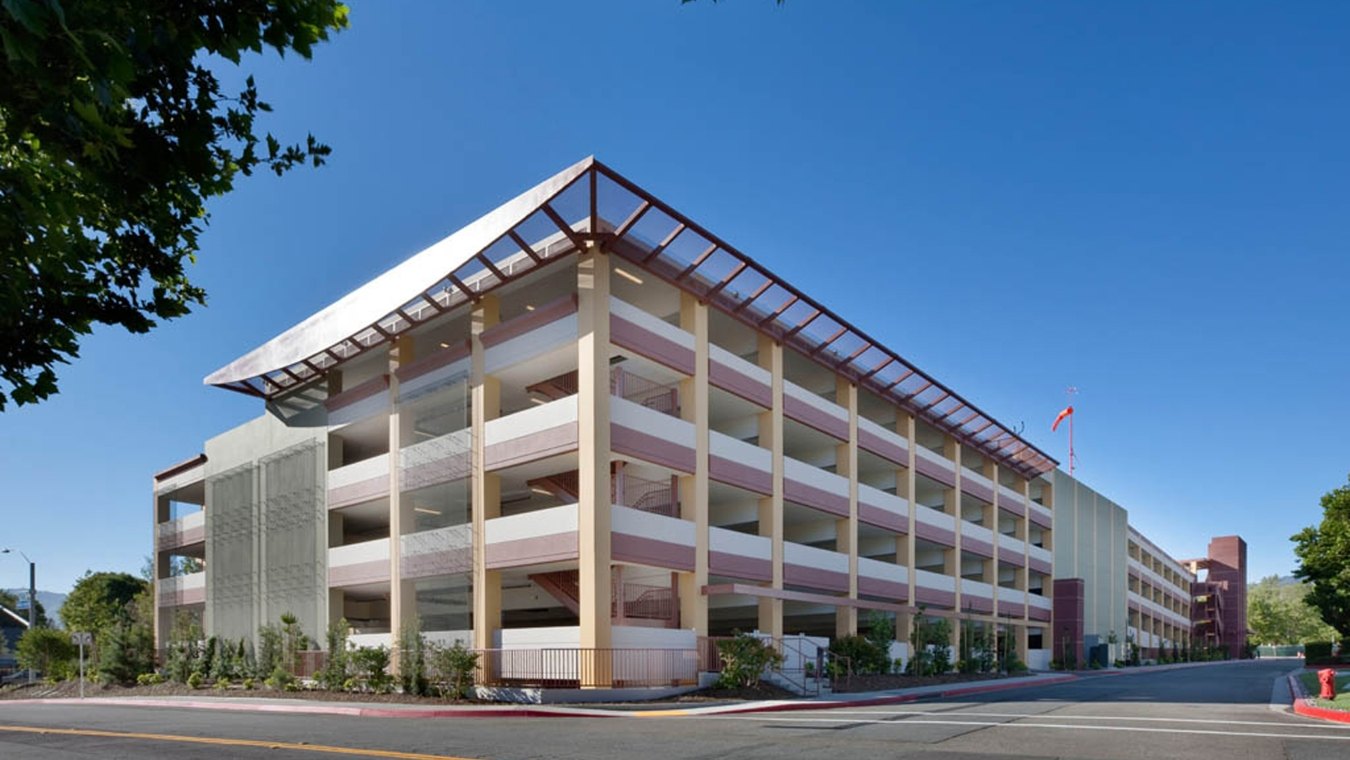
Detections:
265,665,294,691
716,632,782,689
186,672,203,689
317,619,351,691
1306,641,1334,662
398,623,429,696
214,676,230,690
136,672,164,686
350,646,392,693
430,641,479,700
242,677,255,690
830,635,888,675
16,627,77,681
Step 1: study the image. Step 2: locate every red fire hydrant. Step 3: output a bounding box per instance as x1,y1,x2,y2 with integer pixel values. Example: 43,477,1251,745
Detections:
1319,668,1337,699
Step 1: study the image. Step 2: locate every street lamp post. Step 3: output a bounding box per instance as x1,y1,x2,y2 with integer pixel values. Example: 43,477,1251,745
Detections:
2,548,36,685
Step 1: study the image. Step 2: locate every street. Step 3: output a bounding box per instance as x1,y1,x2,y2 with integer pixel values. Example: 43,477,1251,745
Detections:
1,660,1346,759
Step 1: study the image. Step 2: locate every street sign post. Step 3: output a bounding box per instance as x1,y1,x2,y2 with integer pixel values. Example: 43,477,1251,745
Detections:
71,632,92,698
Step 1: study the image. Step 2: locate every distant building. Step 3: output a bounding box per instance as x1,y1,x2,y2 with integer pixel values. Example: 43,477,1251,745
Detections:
1185,536,1249,659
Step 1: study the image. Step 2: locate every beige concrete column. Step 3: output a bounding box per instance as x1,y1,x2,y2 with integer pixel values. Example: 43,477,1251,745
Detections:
835,379,859,639
471,297,501,654
901,414,916,651
947,438,962,660
678,293,709,635
757,336,784,640
388,334,416,666
577,249,613,673
152,492,169,654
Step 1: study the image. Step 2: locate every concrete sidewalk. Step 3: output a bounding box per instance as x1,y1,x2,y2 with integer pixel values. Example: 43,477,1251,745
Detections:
0,672,1074,719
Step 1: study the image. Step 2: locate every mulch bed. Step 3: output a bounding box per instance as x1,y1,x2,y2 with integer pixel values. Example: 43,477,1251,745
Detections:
830,671,1012,693
671,682,798,701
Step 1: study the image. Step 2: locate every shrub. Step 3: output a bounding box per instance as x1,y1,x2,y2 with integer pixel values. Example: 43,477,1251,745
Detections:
957,623,995,674
830,635,888,676
186,671,203,689
317,619,351,691
350,646,392,693
1306,641,1334,662
265,664,294,691
201,635,219,680
214,676,230,690
430,641,479,700
715,632,783,689
398,622,429,696
256,623,282,679
136,672,164,686
905,613,953,677
279,613,307,675
242,677,256,690
16,627,76,681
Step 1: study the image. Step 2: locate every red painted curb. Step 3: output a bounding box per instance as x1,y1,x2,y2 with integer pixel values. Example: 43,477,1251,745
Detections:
713,675,1080,715
1286,674,1350,724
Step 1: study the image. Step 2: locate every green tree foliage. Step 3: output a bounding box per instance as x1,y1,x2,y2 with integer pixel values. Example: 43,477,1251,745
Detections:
398,622,429,696
906,612,953,676
0,0,348,409
316,618,351,691
278,612,306,674
1292,475,1350,638
164,612,203,683
59,571,147,660
256,622,282,679
1247,575,1339,645
16,626,75,680
94,586,156,684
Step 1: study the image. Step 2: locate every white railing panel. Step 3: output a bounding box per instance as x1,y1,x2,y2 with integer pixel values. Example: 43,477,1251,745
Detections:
914,568,957,593
709,526,772,561
485,504,578,544
484,396,578,446
328,452,390,491
783,541,849,575
329,537,390,567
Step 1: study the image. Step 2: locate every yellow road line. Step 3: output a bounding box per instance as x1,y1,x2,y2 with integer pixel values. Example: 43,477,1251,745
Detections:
0,724,477,760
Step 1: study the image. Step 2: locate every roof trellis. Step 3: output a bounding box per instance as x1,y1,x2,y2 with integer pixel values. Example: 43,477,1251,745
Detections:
205,157,1056,478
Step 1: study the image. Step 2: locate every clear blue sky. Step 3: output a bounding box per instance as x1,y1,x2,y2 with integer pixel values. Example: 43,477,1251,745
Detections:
2,1,1347,595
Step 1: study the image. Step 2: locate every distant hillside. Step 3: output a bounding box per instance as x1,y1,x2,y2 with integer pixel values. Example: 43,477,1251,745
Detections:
1250,575,1300,588
2,589,68,627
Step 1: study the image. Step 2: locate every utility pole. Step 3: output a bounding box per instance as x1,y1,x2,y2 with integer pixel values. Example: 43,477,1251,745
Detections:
3,548,36,685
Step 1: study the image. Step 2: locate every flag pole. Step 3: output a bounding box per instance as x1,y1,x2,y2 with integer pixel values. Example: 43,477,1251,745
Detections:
1065,386,1078,476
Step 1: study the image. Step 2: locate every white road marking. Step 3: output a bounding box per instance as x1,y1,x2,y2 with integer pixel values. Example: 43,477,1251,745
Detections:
707,715,1350,741
777,708,1350,729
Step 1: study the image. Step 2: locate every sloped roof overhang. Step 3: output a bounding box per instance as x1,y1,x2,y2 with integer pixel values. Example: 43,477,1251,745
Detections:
205,158,1057,478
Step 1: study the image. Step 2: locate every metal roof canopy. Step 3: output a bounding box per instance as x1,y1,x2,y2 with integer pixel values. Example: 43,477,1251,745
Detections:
205,158,1056,478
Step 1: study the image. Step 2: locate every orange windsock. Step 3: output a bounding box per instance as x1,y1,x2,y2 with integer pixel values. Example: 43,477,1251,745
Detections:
1051,406,1074,432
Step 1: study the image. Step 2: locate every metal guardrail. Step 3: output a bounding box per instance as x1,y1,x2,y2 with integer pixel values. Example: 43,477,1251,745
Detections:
614,470,678,517
611,366,680,417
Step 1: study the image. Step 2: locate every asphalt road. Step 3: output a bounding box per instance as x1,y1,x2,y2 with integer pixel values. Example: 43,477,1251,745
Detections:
1,660,1346,760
